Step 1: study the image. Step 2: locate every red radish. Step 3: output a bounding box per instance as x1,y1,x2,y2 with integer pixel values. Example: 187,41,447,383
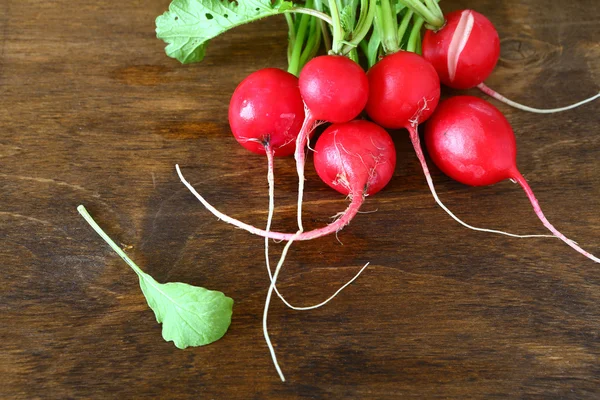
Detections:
228,67,307,314
365,51,543,238
176,120,394,380
294,55,369,230
366,51,440,129
422,10,498,91
229,68,304,157
425,95,599,263
299,55,369,124
422,9,600,113
262,120,393,381
313,120,396,197
185,65,370,382
227,68,305,298
176,119,396,242
228,67,308,381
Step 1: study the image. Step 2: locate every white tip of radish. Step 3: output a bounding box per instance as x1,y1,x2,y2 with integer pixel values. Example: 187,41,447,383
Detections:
478,84,600,114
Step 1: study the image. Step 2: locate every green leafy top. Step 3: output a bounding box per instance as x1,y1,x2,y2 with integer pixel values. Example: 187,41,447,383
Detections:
77,205,233,349
156,0,293,64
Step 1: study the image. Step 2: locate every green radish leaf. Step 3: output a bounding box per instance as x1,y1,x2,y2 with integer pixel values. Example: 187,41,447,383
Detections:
77,205,233,349
156,0,295,64
138,273,233,349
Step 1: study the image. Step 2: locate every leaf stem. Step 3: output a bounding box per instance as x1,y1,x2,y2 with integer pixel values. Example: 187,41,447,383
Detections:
327,0,345,54
284,8,333,27
77,205,144,277
398,0,443,29
376,0,399,53
365,23,381,67
423,0,444,25
299,18,322,67
397,9,414,45
341,0,376,54
406,15,424,53
314,0,332,52
288,2,313,76
285,14,296,66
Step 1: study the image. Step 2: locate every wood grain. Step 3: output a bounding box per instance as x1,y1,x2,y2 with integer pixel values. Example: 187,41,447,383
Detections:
1,0,599,398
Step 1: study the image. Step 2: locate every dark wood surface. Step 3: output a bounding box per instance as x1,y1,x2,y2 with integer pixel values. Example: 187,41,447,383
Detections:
2,0,599,398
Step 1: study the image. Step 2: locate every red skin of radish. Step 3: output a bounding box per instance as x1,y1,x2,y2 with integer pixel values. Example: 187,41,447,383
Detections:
229,68,305,157
424,95,600,264
424,96,515,186
365,51,440,129
422,10,500,90
299,55,369,123
314,120,396,196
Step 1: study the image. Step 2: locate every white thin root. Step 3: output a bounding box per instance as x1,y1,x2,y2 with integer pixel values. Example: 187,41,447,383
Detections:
267,261,370,311
264,147,370,310
478,83,600,114
263,232,301,383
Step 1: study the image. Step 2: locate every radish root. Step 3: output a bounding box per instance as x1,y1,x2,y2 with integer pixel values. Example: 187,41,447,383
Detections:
264,147,370,310
512,172,600,263
176,164,364,241
263,231,300,382
295,107,326,232
478,83,600,114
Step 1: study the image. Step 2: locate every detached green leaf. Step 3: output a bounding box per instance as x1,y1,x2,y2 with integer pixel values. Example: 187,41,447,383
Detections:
156,0,292,64
77,205,233,349
139,273,233,349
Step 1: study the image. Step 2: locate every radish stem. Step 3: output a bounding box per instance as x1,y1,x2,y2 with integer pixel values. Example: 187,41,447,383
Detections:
284,8,333,27
77,205,144,277
377,0,399,53
327,0,345,54
288,0,313,76
397,9,414,45
407,16,425,53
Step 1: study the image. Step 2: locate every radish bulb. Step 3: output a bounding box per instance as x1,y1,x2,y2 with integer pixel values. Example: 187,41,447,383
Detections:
425,95,600,264
422,10,600,113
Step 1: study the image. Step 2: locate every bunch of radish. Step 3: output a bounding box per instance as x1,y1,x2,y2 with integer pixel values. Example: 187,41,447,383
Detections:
153,0,599,380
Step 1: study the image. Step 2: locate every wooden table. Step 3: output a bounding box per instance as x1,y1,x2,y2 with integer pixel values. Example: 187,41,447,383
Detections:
2,0,599,398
